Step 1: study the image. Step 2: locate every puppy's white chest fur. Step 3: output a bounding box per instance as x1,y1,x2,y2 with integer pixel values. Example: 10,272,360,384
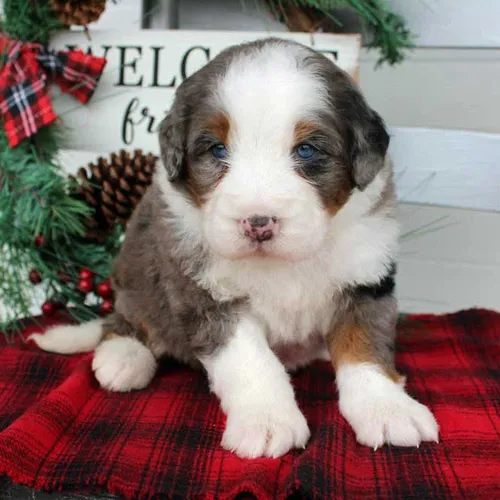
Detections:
202,255,335,367
236,258,335,344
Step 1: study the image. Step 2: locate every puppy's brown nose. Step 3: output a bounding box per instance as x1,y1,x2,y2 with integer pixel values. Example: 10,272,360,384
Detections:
241,215,278,242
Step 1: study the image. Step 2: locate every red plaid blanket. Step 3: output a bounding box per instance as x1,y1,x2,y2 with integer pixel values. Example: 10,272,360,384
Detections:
1,309,499,499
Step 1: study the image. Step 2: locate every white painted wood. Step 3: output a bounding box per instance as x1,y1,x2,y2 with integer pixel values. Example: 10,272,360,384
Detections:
58,150,99,176
142,0,179,30
178,0,285,32
389,127,500,213
78,0,142,30
359,48,500,134
385,0,500,48
50,30,360,153
398,204,500,313
169,0,500,48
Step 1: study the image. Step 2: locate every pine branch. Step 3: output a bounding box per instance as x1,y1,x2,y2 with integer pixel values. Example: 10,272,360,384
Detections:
2,0,63,44
0,0,122,337
264,0,415,66
0,124,123,334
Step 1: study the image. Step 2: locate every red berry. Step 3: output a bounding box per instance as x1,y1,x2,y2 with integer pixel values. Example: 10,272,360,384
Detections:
34,234,46,247
96,280,113,298
29,269,42,284
100,299,114,315
78,278,94,293
79,268,94,281
41,301,56,317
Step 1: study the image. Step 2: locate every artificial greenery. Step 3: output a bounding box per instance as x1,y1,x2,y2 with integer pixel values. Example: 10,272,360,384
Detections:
0,121,124,334
0,0,122,335
265,0,414,66
1,0,63,44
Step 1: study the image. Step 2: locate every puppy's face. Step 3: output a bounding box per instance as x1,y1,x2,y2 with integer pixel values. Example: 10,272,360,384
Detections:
160,39,389,261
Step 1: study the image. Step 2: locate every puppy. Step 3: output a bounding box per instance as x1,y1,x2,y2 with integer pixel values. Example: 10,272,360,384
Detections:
32,38,438,458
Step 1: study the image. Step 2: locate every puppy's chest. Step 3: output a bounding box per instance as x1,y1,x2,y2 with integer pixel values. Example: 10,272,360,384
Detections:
203,262,336,345
251,285,333,346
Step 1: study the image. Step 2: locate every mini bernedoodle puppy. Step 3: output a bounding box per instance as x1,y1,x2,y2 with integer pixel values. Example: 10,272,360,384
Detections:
33,38,439,458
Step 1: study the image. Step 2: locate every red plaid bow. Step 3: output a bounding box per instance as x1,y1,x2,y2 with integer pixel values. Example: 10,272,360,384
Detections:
0,35,107,148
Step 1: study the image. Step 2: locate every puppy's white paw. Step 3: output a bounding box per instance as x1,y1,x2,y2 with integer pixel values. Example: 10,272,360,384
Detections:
337,364,438,449
92,336,157,392
341,389,438,449
222,403,310,458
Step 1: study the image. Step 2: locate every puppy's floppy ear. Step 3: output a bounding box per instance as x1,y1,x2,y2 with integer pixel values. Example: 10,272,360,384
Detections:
315,51,389,190
158,99,187,181
348,103,390,191
321,60,389,190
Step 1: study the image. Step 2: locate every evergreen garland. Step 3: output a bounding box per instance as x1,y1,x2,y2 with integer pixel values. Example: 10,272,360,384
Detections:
0,123,124,331
265,0,414,66
1,0,63,44
0,0,121,335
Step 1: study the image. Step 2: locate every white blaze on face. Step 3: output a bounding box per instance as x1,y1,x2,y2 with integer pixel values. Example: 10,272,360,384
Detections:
201,44,331,261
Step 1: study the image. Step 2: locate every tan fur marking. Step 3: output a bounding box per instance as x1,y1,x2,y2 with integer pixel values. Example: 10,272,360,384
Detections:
102,324,149,345
136,322,150,345
185,164,228,208
293,120,320,145
185,112,231,207
327,323,402,383
102,331,120,342
205,112,231,145
325,183,351,216
293,120,352,216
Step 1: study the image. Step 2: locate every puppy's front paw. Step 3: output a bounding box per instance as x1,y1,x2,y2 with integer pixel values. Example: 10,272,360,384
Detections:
340,387,439,449
222,404,310,458
92,336,157,392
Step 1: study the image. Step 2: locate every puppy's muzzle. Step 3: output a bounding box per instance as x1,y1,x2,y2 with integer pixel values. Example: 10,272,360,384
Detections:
240,215,278,242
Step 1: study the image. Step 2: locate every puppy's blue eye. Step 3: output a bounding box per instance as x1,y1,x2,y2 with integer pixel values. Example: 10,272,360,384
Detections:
211,144,228,159
295,144,316,160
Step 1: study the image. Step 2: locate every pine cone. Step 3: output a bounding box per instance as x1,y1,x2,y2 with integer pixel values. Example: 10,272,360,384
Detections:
73,149,157,242
51,0,107,27
265,2,335,33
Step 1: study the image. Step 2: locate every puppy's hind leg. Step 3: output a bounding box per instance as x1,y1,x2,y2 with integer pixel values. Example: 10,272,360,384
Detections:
92,315,157,392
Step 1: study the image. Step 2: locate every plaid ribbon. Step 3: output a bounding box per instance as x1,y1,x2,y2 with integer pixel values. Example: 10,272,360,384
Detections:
0,35,106,147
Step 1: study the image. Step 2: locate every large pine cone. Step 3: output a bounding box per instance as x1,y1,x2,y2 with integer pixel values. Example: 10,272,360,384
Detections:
51,0,107,26
73,150,157,243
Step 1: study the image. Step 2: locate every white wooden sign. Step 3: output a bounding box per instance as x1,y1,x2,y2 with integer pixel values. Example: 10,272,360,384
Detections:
50,30,360,153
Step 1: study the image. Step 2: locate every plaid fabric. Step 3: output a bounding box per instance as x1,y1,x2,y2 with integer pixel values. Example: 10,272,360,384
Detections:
0,309,499,499
0,35,106,147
